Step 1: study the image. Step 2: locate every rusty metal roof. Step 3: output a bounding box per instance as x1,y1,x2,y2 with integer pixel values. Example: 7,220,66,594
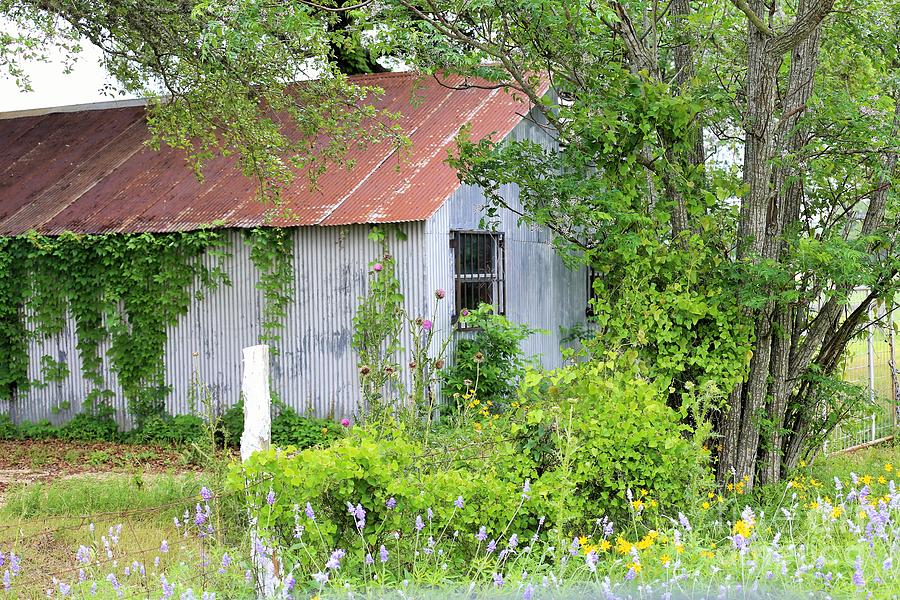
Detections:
0,72,541,235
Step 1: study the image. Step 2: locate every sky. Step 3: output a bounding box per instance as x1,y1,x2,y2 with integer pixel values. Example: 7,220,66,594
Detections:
0,40,139,113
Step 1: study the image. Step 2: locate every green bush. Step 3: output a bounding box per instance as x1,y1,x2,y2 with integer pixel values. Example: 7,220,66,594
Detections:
516,360,713,523
58,406,119,441
0,414,17,439
129,414,205,445
441,303,542,407
17,418,58,440
221,400,344,449
232,428,538,571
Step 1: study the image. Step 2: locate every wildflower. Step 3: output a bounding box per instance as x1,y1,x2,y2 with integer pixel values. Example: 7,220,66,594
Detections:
359,365,371,376
885,463,893,473
372,263,383,272
161,575,175,600
435,288,446,299
160,540,169,553
305,502,316,521
487,539,497,554
624,567,636,581
380,545,389,563
434,359,445,369
340,418,350,427
523,583,535,600
312,572,329,584
522,479,531,499
415,515,425,531
853,556,865,588
422,319,433,331
2,570,8,591
732,519,753,538
219,553,231,575
386,497,397,510
508,534,519,549
585,551,598,573
476,526,488,542
883,557,892,571
461,309,470,317
492,573,505,588
325,549,346,571
427,507,434,520
75,545,91,565
58,582,70,597
200,487,213,501
384,366,395,375
454,496,465,509
266,490,276,506
474,352,485,363
678,512,692,531
365,553,374,565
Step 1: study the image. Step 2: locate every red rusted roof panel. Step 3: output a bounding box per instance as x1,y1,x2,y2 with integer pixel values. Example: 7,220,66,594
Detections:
0,72,542,235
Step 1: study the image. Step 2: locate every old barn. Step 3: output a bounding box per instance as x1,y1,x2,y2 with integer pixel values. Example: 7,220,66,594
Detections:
0,72,588,426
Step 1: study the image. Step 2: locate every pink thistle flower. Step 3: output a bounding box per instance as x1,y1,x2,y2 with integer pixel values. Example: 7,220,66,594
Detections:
340,418,350,428
372,263,383,272
435,289,446,299
422,319,433,331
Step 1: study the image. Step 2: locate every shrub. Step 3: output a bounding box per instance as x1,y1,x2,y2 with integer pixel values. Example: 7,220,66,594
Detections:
221,400,344,449
57,405,119,441
441,303,542,407
233,428,539,567
17,418,58,440
129,414,205,445
0,414,16,439
517,361,713,523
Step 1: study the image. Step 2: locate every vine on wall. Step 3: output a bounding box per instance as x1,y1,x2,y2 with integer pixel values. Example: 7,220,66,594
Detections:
246,227,294,345
0,230,229,426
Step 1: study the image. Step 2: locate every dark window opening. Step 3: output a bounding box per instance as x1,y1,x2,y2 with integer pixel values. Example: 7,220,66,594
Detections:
451,231,505,323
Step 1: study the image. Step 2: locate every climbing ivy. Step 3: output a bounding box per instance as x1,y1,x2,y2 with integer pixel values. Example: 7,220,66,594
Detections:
246,227,294,345
0,230,229,426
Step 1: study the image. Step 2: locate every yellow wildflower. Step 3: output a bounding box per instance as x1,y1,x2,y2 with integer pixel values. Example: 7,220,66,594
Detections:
599,539,612,552
732,520,753,538
700,550,714,559
615,537,633,555
578,536,588,547
877,475,887,485
702,501,710,510
861,475,873,486
831,506,843,519
628,562,642,574
632,499,644,512
675,544,684,554
660,554,671,566
885,463,893,473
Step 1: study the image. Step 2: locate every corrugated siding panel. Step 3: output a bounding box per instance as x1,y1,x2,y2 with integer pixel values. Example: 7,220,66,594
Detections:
436,105,587,369
14,225,430,424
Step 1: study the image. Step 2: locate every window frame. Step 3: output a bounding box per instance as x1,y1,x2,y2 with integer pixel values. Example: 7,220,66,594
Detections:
450,230,506,325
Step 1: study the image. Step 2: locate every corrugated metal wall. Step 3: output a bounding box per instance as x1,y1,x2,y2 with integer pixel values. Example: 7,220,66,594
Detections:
14,224,431,426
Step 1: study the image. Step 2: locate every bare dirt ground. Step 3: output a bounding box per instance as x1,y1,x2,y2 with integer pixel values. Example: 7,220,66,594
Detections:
0,439,199,493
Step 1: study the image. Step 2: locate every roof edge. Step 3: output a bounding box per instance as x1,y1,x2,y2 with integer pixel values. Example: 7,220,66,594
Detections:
0,98,150,120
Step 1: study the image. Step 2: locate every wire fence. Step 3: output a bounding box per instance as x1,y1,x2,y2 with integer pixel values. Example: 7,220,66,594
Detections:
825,290,899,454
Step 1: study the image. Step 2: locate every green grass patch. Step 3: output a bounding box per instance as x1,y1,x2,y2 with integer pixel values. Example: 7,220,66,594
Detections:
1,472,207,520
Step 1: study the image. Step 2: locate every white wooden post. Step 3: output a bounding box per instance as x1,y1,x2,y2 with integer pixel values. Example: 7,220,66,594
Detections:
240,345,278,598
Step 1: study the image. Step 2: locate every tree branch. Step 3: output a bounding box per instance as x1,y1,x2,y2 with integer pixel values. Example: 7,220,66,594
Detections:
730,0,772,36
767,0,836,55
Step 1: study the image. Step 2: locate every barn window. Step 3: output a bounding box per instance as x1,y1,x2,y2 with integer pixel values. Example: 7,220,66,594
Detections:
451,231,505,321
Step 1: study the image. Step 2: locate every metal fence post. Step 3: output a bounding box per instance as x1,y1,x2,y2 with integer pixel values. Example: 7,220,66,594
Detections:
240,344,278,598
889,304,899,440
867,316,876,444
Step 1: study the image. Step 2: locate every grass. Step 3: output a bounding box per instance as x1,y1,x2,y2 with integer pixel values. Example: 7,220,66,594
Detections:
1,472,206,520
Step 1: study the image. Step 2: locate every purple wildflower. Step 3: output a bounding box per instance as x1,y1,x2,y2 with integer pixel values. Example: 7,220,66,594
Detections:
200,487,213,501
160,540,169,553
454,496,464,509
161,576,175,600
427,507,434,521
380,545,389,563
435,289,446,299
284,574,296,593
266,490,276,506
312,572,329,584
625,567,636,581
523,584,534,600
522,479,531,499
586,550,599,573
386,497,397,510
365,553,375,565
487,539,497,554
219,553,231,575
325,549,346,570
194,504,207,526
853,556,865,588
508,534,519,549
2,570,9,591
305,502,315,521
340,418,350,427
492,573,505,588
415,515,425,531
75,545,91,565
372,263,383,272
678,512,692,532
476,526,488,542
